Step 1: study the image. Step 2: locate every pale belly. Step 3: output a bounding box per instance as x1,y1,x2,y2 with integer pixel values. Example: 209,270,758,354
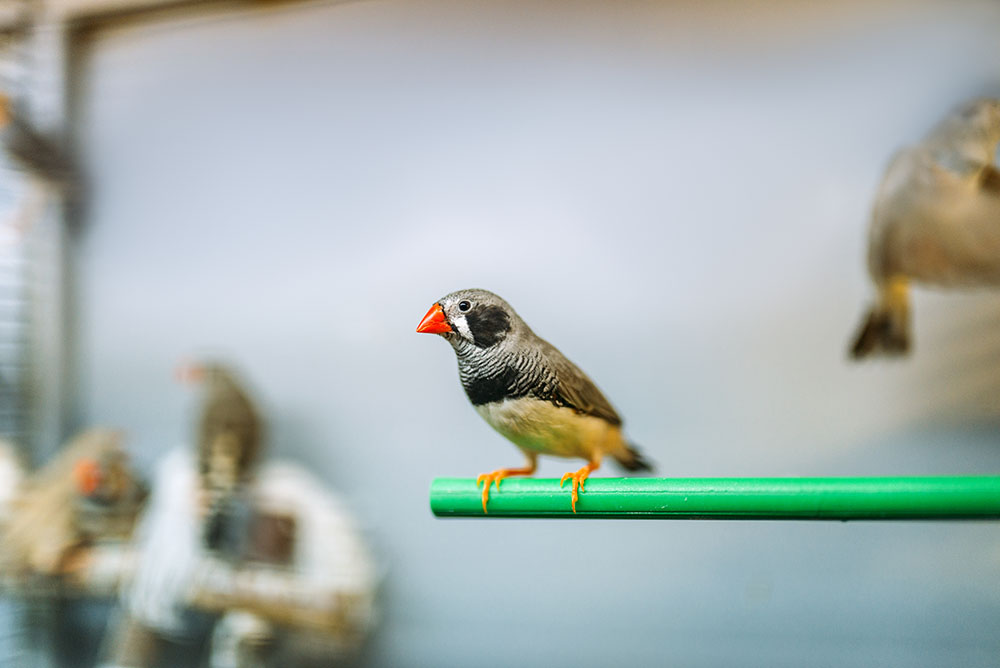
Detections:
474,397,621,460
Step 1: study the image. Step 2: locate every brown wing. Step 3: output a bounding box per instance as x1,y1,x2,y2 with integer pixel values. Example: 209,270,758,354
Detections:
537,338,623,426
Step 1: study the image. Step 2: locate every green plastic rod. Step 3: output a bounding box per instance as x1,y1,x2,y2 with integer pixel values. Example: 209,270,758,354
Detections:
429,477,1000,519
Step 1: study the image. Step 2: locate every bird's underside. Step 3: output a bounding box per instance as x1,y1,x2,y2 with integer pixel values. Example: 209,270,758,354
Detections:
473,396,631,513
877,190,1000,287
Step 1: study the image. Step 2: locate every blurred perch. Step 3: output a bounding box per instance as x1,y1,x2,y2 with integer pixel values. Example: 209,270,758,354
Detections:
74,549,372,640
188,560,371,640
430,477,1000,519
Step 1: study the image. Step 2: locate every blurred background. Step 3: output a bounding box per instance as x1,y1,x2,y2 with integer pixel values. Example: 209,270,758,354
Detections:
1,0,1000,666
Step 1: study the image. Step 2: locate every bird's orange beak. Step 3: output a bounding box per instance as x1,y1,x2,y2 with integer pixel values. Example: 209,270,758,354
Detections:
416,302,452,334
175,360,204,384
74,458,102,496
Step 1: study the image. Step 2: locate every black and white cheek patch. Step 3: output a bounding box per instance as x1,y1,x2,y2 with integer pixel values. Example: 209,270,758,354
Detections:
452,314,474,342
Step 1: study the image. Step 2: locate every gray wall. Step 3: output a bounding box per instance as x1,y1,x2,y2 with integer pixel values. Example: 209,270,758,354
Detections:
73,1,1000,666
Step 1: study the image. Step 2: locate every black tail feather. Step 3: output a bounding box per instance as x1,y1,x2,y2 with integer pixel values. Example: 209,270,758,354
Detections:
615,443,654,473
849,304,910,360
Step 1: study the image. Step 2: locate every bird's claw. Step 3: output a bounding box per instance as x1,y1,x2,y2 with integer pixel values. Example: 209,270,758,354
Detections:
476,474,493,514
475,472,501,490
559,466,592,513
475,471,511,514
475,466,537,514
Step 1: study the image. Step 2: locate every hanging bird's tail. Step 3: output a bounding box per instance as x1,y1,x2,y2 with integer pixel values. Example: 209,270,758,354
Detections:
849,280,911,359
613,442,654,473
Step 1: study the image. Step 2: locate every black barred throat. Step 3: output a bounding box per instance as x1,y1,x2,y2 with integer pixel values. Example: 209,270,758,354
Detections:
463,365,523,405
455,344,559,407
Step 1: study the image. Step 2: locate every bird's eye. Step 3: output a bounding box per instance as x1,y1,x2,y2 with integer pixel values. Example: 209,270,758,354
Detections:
458,300,471,312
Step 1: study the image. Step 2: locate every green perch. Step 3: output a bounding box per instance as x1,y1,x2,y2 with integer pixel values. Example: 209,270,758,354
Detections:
430,476,1000,520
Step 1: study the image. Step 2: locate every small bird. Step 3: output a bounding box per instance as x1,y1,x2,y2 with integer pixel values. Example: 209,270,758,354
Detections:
177,361,263,485
0,92,80,242
850,97,1000,359
416,289,651,512
0,93,75,185
177,361,263,553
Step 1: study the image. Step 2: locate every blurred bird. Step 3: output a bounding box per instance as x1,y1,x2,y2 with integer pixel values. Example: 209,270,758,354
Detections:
0,429,132,575
178,361,263,487
105,362,262,666
0,93,74,185
0,92,80,243
177,361,263,553
73,447,146,540
850,98,1000,359
417,289,651,512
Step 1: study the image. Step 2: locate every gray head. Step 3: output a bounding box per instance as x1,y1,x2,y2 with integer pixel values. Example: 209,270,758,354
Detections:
955,98,1000,134
416,288,527,349
176,359,240,390
928,98,1000,159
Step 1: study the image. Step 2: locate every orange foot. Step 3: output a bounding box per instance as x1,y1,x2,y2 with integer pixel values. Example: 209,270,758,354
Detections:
560,461,599,513
476,464,536,514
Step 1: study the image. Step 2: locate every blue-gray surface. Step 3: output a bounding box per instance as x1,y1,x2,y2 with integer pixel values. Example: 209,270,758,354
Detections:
64,1,1000,666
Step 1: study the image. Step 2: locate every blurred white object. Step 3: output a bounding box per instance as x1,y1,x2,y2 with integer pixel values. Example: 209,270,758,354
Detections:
851,98,1000,358
121,446,376,659
250,460,376,611
121,447,200,636
191,459,378,656
0,439,23,525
